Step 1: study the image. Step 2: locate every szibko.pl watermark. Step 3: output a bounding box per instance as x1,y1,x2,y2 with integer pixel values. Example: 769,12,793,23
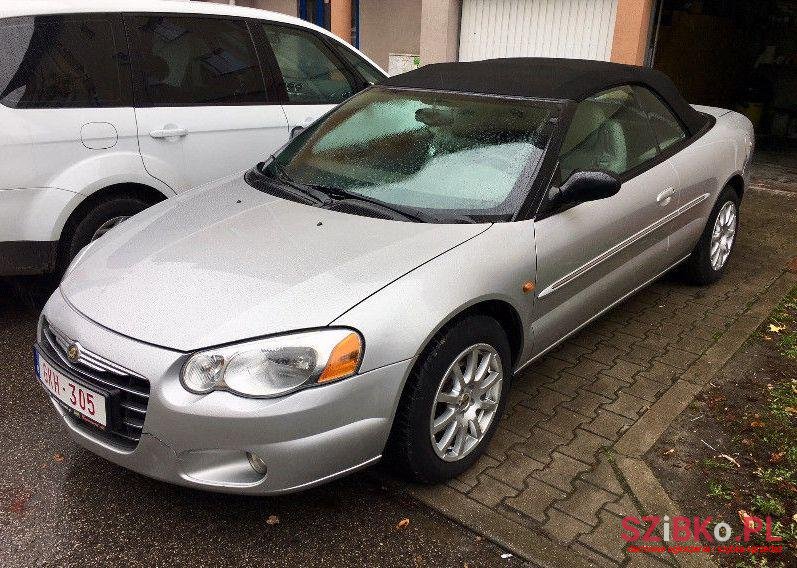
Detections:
621,514,784,555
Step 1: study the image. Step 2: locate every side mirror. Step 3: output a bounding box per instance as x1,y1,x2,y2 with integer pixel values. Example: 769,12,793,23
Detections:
550,170,621,206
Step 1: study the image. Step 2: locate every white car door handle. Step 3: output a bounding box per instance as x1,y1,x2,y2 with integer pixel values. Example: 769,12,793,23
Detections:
150,128,188,139
656,187,675,205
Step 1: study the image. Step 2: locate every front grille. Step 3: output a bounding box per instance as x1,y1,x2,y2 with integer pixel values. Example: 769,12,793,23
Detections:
39,318,150,450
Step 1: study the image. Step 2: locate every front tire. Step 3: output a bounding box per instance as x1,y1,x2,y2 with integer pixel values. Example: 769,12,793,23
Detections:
386,315,512,483
682,185,740,285
58,196,151,274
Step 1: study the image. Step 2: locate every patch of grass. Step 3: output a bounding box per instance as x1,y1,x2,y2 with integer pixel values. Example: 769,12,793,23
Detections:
707,480,732,500
778,331,797,358
758,467,794,485
751,494,786,517
703,457,734,470
770,521,797,544
769,287,797,359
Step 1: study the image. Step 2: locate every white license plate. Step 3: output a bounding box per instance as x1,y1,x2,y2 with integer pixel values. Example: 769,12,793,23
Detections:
35,349,107,427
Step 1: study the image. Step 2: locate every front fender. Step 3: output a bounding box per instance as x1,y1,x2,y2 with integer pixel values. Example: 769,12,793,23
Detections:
331,221,537,373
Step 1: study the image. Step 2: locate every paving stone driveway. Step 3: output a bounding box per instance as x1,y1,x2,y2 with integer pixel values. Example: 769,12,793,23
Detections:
408,185,797,567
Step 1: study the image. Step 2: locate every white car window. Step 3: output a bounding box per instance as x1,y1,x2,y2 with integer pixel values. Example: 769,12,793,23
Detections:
132,15,266,105
262,24,355,104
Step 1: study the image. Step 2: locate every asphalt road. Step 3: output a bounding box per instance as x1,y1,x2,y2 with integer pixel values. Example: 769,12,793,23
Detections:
0,278,526,568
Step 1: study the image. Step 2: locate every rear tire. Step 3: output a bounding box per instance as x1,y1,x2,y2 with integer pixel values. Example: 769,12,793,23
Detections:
681,185,740,285
386,315,512,483
57,196,151,275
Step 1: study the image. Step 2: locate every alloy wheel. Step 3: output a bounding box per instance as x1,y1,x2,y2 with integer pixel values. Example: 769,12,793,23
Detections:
429,343,503,462
710,201,736,270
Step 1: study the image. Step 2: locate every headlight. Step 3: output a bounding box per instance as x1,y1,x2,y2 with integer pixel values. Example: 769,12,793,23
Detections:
180,329,363,398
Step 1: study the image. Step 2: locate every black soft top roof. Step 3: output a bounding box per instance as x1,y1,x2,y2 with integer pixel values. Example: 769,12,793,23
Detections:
380,58,707,135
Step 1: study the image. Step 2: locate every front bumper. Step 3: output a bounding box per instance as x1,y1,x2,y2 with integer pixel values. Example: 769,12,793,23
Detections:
39,291,412,494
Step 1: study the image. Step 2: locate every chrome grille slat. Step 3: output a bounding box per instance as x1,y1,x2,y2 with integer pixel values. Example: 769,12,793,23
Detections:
40,318,150,451
120,401,147,415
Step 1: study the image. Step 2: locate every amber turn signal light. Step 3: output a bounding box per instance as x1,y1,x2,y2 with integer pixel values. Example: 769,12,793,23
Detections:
318,332,363,382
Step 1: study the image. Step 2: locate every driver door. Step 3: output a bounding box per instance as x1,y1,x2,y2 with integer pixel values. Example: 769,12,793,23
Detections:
259,23,364,138
531,86,679,355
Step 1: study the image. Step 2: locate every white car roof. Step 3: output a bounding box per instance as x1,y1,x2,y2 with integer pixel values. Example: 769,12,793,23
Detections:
0,0,384,73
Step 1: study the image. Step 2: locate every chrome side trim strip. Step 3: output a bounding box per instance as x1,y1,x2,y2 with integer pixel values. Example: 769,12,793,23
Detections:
514,253,692,375
537,193,709,299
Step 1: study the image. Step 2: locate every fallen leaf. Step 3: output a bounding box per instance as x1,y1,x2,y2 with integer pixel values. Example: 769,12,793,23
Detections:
738,510,756,531
750,421,765,428
8,493,30,515
770,452,785,464
663,448,675,456
785,406,797,415
52,453,64,462
397,518,410,529
768,324,786,333
793,513,797,523
718,454,741,467
266,515,279,525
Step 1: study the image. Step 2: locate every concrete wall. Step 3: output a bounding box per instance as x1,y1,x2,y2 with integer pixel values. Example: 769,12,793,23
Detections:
359,0,422,69
202,0,298,17
419,0,460,65
610,0,654,65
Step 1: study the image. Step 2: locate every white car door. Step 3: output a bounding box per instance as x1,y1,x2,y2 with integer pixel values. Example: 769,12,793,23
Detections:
257,23,367,137
128,14,289,193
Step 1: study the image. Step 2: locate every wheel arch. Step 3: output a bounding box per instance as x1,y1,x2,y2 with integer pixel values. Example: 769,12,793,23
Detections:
409,298,525,377
56,182,169,263
725,172,745,200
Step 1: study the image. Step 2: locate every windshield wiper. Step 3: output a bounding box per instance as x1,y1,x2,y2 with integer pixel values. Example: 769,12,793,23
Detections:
306,184,457,223
255,158,332,205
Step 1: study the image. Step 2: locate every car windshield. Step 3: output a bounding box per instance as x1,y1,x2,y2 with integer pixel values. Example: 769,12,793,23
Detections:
266,87,559,221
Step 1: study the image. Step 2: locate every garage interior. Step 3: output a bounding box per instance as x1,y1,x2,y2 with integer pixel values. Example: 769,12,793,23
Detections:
650,0,797,189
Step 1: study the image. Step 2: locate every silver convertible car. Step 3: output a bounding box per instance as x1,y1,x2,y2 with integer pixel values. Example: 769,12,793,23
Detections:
35,58,753,494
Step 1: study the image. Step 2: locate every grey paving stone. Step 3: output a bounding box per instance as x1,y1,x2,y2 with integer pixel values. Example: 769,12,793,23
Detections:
581,456,624,496
553,480,615,526
504,477,567,523
543,507,593,544
531,451,590,492
563,389,613,419
602,391,650,420
485,449,545,491
576,509,629,563
584,409,632,440
558,428,613,465
468,473,519,508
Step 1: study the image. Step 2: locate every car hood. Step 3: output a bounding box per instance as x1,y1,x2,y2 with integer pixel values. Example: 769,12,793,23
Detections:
60,174,490,351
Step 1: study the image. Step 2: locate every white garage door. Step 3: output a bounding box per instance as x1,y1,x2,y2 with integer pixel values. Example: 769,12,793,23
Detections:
459,0,619,62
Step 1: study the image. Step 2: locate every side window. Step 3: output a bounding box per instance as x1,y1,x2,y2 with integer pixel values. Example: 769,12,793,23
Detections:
133,15,266,106
633,86,688,152
261,24,355,104
558,85,659,180
0,15,127,108
333,44,384,86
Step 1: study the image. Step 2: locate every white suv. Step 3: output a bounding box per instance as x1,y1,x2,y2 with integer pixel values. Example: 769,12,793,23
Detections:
0,0,385,276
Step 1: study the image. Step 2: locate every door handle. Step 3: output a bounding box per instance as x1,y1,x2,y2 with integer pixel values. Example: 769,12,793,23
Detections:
150,128,188,139
656,187,675,206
